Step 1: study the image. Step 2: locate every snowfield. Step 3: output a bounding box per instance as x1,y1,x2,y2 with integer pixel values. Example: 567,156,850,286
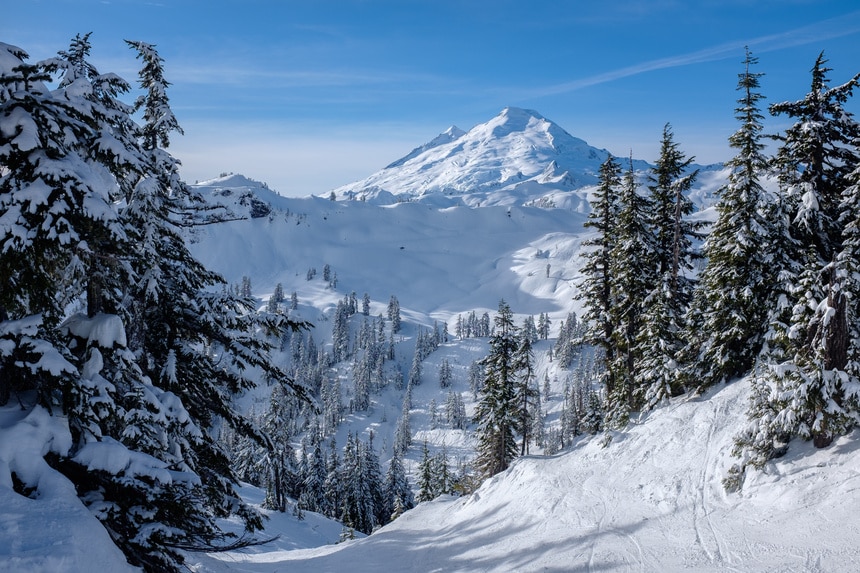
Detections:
6,373,859,572
191,379,860,572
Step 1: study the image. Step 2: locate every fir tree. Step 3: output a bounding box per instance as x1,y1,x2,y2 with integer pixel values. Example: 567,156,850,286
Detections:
513,328,538,455
730,53,860,487
388,295,401,333
439,358,453,388
694,48,773,388
579,154,622,396
473,300,520,479
416,440,436,502
385,453,414,520
606,156,655,425
638,125,702,409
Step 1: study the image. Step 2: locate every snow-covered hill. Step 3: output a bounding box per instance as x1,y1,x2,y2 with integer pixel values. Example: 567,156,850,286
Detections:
194,380,860,573
181,173,856,573
330,107,724,209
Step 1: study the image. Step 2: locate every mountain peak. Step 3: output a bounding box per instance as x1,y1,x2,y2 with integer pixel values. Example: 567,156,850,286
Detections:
335,107,624,206
385,125,466,169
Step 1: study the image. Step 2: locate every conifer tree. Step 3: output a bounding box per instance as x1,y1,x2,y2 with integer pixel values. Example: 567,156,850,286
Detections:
579,154,622,397
694,48,772,388
513,328,538,455
298,430,329,515
473,300,519,479
416,440,436,503
729,54,860,487
638,125,702,409
385,453,414,520
605,156,655,425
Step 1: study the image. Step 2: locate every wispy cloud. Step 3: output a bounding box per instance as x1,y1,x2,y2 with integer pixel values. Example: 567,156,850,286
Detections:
525,10,860,99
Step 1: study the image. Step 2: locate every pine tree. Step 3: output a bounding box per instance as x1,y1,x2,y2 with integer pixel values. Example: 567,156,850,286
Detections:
393,382,413,455
439,358,453,388
606,156,655,425
323,437,342,518
298,429,328,515
638,125,702,409
385,453,414,520
513,328,538,455
694,48,772,388
579,154,622,396
262,380,300,512
730,53,860,487
473,300,520,479
0,38,315,571
416,440,436,502
388,295,401,333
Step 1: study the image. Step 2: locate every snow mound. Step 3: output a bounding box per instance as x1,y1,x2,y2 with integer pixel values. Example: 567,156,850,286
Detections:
0,406,137,573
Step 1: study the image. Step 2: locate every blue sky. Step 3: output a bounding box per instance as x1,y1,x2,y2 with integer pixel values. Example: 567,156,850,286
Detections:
5,0,860,196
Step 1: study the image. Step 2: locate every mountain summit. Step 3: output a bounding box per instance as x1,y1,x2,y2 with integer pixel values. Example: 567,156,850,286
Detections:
332,107,651,208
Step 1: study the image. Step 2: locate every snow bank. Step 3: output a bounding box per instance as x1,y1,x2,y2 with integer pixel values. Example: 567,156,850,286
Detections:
0,405,137,573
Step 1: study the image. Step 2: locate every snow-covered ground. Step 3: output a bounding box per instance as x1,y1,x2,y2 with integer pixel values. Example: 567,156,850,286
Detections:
192,379,860,573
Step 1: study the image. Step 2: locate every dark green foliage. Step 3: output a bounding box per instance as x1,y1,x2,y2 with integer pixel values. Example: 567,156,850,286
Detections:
473,300,521,479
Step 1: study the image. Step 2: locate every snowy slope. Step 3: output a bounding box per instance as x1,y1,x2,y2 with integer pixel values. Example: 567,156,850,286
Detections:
184,174,859,573
4,111,855,573
193,379,860,573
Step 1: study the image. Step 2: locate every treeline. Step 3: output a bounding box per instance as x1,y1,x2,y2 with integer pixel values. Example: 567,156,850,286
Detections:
578,48,860,487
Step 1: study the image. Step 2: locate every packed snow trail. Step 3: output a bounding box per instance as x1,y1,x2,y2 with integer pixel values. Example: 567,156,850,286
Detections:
194,380,860,572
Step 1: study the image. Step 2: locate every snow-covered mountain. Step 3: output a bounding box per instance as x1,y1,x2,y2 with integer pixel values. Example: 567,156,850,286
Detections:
330,107,724,209
4,110,853,573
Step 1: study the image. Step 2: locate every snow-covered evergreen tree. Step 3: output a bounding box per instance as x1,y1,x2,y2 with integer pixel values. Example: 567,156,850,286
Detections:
439,357,453,388
473,300,520,479
606,156,655,426
638,124,702,409
693,48,773,388
579,154,622,396
388,295,401,333
384,452,414,520
730,53,860,487
513,328,538,455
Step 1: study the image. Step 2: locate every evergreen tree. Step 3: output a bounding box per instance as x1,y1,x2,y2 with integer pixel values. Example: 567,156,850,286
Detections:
606,156,656,425
408,348,423,387
473,300,520,479
393,391,412,455
439,358,453,388
694,48,773,388
298,429,328,515
729,53,860,487
1,38,314,571
388,295,401,333
513,329,538,455
323,437,343,518
385,453,414,520
579,154,622,396
261,380,300,512
445,390,468,430
416,440,436,502
638,125,702,409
